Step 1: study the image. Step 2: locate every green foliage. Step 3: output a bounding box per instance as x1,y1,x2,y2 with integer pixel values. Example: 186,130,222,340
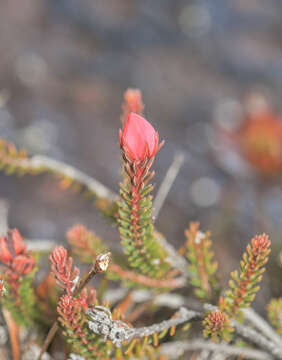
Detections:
58,296,164,360
66,224,179,291
17,271,39,324
0,89,278,360
1,270,38,327
123,338,163,360
118,179,170,279
0,140,32,175
185,222,218,300
58,296,104,359
219,234,271,319
267,298,282,334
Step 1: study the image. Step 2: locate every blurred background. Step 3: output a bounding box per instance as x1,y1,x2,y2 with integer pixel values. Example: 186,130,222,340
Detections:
1,0,282,304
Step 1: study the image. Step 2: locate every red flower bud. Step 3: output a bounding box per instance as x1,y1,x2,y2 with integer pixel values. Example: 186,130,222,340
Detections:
119,113,163,161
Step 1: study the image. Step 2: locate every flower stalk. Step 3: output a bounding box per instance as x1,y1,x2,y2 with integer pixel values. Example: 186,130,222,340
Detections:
118,113,169,278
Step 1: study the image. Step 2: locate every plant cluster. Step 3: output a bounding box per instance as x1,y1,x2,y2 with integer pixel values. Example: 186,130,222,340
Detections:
0,88,281,359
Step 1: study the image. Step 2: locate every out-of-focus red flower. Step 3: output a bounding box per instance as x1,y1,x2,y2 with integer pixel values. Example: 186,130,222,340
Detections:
0,229,26,265
0,229,35,277
215,94,282,177
119,112,163,161
236,96,282,176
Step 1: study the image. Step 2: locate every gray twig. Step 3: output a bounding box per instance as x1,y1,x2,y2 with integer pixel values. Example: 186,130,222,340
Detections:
153,152,185,219
87,302,282,359
199,350,211,360
106,288,282,358
128,307,200,339
242,308,282,349
210,352,227,360
155,231,190,278
0,199,9,236
160,340,273,360
87,306,200,346
104,289,187,308
232,320,282,359
28,155,116,201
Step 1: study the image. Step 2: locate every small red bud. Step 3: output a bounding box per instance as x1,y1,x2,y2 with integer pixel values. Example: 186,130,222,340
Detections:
95,252,111,273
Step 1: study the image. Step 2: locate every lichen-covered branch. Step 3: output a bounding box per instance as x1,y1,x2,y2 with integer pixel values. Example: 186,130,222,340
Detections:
87,305,201,346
